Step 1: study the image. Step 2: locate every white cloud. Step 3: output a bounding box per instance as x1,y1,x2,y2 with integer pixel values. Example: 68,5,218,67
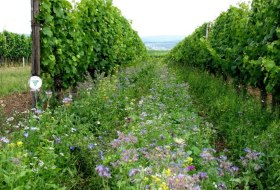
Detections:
0,0,31,34
0,0,250,36
113,0,250,37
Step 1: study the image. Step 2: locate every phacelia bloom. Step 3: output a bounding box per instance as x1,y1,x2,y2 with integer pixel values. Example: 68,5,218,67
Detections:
128,168,140,177
69,146,75,151
230,166,239,173
244,148,262,160
198,172,208,179
126,117,131,123
34,109,43,115
88,143,95,150
200,148,216,162
218,182,227,190
187,165,196,171
110,131,137,148
95,165,111,178
24,132,29,138
62,97,72,105
55,137,61,144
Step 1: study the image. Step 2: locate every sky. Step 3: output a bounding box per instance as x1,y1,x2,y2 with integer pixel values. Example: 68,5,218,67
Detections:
0,0,250,37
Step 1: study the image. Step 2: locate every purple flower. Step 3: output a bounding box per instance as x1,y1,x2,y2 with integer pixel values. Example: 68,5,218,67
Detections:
187,165,196,171
69,146,75,151
24,132,29,138
34,109,43,115
126,117,131,123
129,168,140,177
99,150,104,160
231,166,239,172
62,97,72,105
0,137,10,143
55,137,61,144
198,172,208,179
88,143,95,150
218,182,227,190
95,165,111,178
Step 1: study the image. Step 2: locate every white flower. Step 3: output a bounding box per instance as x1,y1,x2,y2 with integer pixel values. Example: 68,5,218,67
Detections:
0,137,10,143
38,160,44,167
174,138,185,145
6,117,14,122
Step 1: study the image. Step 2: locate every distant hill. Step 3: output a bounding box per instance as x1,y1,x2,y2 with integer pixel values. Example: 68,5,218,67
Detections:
141,35,184,50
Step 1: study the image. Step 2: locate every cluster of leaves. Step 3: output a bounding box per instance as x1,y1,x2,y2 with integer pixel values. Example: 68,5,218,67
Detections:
39,0,147,91
167,0,280,108
0,31,31,63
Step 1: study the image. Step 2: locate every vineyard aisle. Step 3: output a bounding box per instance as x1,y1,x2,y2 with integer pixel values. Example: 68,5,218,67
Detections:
0,59,266,189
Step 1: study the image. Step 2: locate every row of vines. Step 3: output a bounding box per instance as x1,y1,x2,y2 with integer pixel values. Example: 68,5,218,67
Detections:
0,31,31,66
39,0,147,92
167,0,280,110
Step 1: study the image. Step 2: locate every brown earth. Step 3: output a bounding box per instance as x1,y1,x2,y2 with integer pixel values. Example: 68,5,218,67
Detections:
0,92,32,117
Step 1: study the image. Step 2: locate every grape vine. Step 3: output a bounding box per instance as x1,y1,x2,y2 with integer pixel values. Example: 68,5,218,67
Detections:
39,0,147,91
168,0,280,110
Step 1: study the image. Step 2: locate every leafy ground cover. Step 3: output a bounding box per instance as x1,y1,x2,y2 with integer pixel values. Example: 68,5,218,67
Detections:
0,60,269,189
171,63,280,189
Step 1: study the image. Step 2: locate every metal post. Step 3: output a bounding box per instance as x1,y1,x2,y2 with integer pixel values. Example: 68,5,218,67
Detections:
31,0,41,108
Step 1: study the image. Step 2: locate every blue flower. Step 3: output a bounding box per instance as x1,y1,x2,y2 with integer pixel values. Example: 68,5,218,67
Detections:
95,165,111,178
24,132,29,138
129,168,140,177
88,143,95,150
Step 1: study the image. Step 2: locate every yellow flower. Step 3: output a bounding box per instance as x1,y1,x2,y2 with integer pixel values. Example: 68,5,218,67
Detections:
16,141,23,147
187,157,193,164
174,138,185,145
164,169,171,177
160,182,169,190
151,175,161,183
9,143,16,148
144,177,149,182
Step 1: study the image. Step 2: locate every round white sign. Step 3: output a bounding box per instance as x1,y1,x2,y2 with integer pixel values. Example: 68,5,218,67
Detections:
29,76,42,91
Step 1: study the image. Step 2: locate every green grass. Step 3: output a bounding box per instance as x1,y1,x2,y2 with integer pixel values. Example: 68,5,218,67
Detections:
171,63,280,189
148,50,169,57
0,66,30,97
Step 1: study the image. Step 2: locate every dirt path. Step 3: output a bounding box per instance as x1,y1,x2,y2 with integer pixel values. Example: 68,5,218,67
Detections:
0,92,31,117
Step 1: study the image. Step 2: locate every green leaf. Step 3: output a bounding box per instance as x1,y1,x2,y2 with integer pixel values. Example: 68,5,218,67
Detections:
42,27,53,37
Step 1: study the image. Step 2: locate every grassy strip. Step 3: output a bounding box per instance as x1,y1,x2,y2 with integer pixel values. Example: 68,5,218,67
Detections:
171,63,280,189
0,66,30,97
0,59,270,189
148,50,169,57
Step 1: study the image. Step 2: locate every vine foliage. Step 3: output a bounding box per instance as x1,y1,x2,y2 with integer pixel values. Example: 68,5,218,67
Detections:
167,1,280,109
39,0,146,91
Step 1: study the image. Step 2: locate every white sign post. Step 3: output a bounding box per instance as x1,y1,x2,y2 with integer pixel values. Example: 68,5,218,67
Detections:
29,76,42,91
29,76,42,108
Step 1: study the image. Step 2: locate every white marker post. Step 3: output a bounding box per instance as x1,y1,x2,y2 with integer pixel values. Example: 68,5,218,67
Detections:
29,76,42,107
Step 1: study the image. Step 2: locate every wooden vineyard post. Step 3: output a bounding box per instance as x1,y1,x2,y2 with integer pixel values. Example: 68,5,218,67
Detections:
31,0,41,108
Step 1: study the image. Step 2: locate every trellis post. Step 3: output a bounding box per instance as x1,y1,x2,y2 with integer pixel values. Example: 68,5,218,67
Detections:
31,0,41,108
